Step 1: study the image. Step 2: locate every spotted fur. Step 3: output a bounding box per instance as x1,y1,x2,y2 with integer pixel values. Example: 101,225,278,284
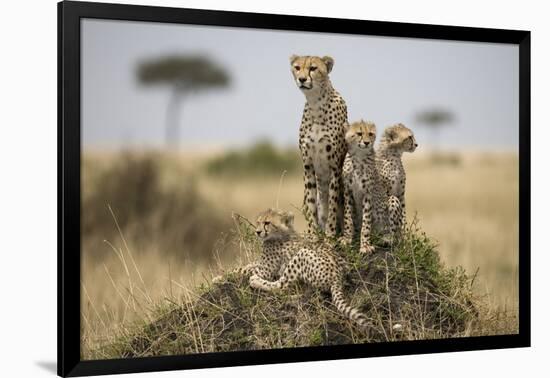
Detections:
340,121,393,253
237,209,368,330
376,123,418,234
290,55,348,237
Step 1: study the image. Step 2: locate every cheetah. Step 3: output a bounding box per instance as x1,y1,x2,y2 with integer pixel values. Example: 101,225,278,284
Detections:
290,55,348,237
340,121,396,254
232,208,368,330
376,123,418,233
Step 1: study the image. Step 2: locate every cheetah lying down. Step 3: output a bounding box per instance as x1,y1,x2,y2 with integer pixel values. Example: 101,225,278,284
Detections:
225,208,368,330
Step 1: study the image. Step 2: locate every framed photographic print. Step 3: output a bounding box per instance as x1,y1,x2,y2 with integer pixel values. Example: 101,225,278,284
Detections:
58,0,530,376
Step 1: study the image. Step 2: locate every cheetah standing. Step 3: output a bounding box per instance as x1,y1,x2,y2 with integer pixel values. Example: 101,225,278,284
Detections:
340,121,400,253
376,123,418,233
290,55,348,237
234,208,369,330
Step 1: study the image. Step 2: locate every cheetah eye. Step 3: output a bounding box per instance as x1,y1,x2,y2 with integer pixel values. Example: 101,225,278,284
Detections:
264,221,271,226
294,66,300,71
356,132,362,137
310,66,317,72
369,132,374,137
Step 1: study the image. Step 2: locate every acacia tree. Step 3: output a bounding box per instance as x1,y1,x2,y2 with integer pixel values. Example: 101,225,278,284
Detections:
415,108,454,149
137,55,230,147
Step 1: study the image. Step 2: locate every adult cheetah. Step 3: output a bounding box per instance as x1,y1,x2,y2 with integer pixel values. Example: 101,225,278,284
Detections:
290,55,348,237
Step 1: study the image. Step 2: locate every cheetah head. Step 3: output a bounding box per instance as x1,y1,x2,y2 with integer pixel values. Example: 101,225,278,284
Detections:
289,55,334,92
345,120,377,155
254,208,295,241
383,123,418,153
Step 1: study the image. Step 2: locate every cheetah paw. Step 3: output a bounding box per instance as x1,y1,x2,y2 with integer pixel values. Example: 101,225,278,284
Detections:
212,275,224,284
338,236,353,246
381,235,398,247
360,244,375,255
249,275,263,289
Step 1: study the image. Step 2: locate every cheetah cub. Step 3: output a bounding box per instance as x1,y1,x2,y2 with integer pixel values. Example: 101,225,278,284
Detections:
233,208,368,330
340,121,388,254
376,123,418,232
290,55,348,237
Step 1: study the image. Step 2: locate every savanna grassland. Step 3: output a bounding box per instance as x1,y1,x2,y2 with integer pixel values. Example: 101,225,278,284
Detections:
80,144,518,359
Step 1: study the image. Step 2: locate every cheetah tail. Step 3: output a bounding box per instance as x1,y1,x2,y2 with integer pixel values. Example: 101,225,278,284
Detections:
330,283,368,330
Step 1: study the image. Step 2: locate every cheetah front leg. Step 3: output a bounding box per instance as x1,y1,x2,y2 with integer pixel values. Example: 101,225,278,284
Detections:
249,264,294,292
214,257,278,284
236,263,256,276
340,182,355,246
316,177,329,231
386,195,403,245
249,274,288,292
325,169,341,238
359,194,375,254
249,252,304,291
212,262,256,283
249,274,280,291
399,192,406,229
303,161,319,234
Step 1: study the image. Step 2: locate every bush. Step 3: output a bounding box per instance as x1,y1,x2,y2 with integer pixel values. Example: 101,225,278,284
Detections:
205,141,301,177
82,151,230,262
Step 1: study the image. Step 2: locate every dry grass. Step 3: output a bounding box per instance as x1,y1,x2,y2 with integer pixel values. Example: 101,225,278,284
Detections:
85,219,491,359
81,147,519,358
405,151,519,314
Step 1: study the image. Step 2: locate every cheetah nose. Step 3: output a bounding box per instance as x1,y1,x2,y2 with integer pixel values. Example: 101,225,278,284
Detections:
256,230,262,236
298,77,307,83
414,143,418,147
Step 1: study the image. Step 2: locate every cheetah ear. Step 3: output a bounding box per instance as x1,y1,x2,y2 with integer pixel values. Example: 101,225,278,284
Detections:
290,55,299,64
343,122,350,132
386,128,397,141
322,56,334,73
282,211,294,227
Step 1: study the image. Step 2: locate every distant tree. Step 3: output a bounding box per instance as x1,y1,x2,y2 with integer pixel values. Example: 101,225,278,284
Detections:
415,108,455,148
137,55,230,147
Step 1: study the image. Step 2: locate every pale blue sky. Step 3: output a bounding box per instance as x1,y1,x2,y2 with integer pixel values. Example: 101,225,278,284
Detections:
81,19,519,150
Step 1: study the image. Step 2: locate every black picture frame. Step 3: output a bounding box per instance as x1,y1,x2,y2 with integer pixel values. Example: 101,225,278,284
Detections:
58,1,531,376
